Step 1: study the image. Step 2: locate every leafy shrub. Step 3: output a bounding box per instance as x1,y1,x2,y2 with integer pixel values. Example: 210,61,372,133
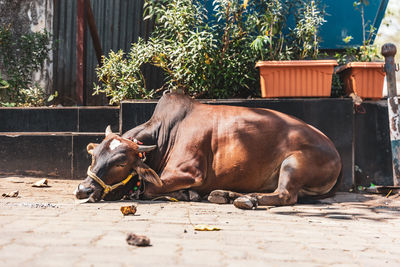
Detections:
94,0,327,104
250,0,325,61
0,26,53,106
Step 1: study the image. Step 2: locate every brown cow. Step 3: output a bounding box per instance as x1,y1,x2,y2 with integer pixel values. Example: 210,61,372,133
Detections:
75,92,342,209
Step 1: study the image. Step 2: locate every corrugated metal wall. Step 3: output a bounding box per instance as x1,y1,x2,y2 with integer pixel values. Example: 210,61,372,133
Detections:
53,0,162,105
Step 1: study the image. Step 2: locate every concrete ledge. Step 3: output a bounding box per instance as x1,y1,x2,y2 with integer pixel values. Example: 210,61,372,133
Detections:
78,108,120,133
0,108,77,132
0,99,394,189
0,107,119,133
73,134,106,179
120,101,157,133
0,133,104,179
354,100,392,186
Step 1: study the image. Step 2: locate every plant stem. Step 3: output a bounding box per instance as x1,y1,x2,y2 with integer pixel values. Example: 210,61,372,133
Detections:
360,0,367,60
361,2,365,46
221,2,231,61
270,22,273,60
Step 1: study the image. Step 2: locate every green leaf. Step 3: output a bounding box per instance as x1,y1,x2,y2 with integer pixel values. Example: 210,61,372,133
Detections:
342,36,353,44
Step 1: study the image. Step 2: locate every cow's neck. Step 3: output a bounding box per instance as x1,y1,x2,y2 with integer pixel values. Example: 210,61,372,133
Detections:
121,120,176,174
123,92,195,173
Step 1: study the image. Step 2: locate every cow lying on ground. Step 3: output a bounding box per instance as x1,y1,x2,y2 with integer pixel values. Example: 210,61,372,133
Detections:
75,92,342,209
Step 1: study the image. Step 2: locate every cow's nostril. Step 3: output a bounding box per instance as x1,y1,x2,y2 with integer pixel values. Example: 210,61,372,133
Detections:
76,184,94,197
86,187,94,194
78,184,86,191
79,184,93,193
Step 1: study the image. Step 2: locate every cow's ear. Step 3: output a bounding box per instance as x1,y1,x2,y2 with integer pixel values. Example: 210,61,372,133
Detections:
87,143,98,155
135,160,162,187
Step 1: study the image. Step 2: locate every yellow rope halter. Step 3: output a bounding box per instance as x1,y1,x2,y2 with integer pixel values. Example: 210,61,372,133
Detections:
87,167,136,200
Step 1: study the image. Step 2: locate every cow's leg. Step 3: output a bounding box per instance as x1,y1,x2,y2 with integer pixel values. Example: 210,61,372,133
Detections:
234,190,296,209
160,189,202,202
143,171,204,200
208,190,244,204
234,154,304,209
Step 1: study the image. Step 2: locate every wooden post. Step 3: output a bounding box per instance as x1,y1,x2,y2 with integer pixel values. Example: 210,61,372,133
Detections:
85,0,103,66
382,43,400,186
76,0,87,106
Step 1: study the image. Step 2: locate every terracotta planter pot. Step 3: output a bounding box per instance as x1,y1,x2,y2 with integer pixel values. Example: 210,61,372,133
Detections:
335,62,385,99
255,60,338,98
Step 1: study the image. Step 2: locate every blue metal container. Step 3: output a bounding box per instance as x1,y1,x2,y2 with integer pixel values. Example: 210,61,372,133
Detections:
319,0,389,49
202,0,389,49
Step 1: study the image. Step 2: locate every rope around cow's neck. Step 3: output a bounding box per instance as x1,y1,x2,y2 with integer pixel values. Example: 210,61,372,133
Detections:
87,167,136,200
86,138,147,200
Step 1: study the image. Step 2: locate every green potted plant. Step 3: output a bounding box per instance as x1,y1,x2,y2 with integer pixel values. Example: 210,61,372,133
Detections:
252,0,337,98
94,0,263,102
334,0,385,99
94,0,338,103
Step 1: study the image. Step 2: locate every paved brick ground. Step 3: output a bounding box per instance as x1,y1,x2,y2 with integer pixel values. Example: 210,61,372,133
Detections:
1,176,400,266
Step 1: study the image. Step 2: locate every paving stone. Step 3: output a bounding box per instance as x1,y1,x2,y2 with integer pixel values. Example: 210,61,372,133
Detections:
0,243,43,264
1,177,400,266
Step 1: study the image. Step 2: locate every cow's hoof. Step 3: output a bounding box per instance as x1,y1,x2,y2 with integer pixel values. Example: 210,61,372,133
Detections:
188,190,202,202
172,190,190,201
208,190,229,204
228,191,244,199
233,196,258,210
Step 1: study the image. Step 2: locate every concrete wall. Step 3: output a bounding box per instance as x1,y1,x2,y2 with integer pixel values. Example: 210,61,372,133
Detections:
354,101,393,186
0,100,394,191
0,0,53,93
0,106,119,179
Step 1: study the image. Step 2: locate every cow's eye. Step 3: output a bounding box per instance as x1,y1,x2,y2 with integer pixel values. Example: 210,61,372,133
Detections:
116,163,127,168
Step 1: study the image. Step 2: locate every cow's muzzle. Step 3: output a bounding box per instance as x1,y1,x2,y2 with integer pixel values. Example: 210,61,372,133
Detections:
74,179,102,202
74,167,137,202
76,183,93,197
87,167,136,199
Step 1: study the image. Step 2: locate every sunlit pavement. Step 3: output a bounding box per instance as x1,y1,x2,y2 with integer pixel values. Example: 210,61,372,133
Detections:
1,176,400,266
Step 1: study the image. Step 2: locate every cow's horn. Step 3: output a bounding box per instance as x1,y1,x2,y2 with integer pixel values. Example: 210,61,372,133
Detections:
105,125,112,137
137,145,157,152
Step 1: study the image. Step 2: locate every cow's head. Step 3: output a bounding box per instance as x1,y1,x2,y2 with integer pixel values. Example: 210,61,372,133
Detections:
74,126,162,202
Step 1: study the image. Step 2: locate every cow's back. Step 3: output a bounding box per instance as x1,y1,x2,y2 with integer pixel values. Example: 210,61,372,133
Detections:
168,103,338,194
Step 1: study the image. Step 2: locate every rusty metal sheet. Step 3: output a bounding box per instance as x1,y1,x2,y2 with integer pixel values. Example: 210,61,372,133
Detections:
53,0,162,105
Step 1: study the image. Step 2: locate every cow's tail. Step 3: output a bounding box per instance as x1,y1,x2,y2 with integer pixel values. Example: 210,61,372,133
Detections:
298,164,343,204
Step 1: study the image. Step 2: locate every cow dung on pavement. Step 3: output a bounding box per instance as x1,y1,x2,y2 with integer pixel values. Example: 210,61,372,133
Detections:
126,233,151,247
2,190,19,198
120,205,137,215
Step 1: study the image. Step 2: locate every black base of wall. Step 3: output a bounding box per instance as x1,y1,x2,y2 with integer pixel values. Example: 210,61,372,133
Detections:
0,133,104,179
0,107,119,179
0,99,394,192
0,107,120,133
121,98,354,191
354,100,393,186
